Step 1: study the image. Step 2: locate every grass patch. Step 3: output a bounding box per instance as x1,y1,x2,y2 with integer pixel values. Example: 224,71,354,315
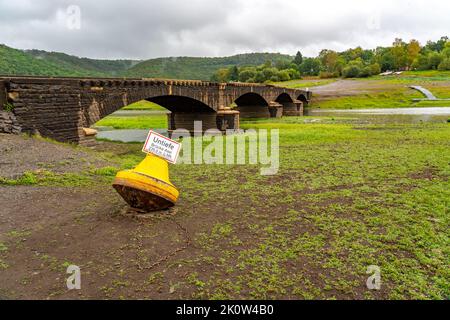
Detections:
95,114,168,129
414,100,450,107
313,88,425,109
0,171,38,185
370,70,450,83
0,167,120,187
122,100,166,111
3,108,449,299
166,118,450,300
274,79,336,89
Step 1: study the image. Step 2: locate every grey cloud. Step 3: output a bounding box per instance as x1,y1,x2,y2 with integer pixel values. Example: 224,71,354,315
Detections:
0,0,449,59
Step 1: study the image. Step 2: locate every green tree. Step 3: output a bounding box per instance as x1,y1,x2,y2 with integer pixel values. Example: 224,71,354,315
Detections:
441,42,450,58
369,63,381,75
412,54,430,70
342,59,364,78
299,58,321,76
239,68,257,82
391,38,408,70
342,65,361,78
407,39,421,69
379,52,395,71
425,36,449,52
274,59,292,70
278,70,291,81
319,50,339,73
255,71,265,83
229,66,239,81
262,67,279,80
438,58,450,70
333,57,346,76
269,75,280,82
285,68,301,79
360,49,374,63
211,68,231,82
293,51,303,66
428,52,443,69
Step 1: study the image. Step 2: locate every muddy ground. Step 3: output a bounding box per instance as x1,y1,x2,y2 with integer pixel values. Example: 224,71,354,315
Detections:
0,133,382,300
0,79,448,300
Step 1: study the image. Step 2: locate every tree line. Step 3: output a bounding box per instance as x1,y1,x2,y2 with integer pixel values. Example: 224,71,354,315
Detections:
211,36,450,83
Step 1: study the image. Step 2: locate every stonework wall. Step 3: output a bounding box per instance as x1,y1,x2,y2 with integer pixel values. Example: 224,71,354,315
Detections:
6,80,83,143
237,105,271,118
0,77,310,144
168,112,218,132
282,102,303,116
0,111,21,134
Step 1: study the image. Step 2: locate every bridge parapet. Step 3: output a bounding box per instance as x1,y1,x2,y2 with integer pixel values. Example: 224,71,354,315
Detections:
0,76,311,143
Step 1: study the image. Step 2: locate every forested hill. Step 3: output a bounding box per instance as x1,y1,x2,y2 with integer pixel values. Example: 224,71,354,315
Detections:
0,44,105,77
123,53,293,80
0,44,292,80
26,49,140,77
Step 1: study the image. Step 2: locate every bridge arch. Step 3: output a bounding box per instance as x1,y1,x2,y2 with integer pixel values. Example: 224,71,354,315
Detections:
81,91,217,133
234,92,270,118
297,93,309,107
148,95,216,132
275,92,301,116
0,77,310,143
275,93,294,103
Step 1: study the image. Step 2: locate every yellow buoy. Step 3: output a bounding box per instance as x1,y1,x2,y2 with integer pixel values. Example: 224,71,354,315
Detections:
113,154,179,212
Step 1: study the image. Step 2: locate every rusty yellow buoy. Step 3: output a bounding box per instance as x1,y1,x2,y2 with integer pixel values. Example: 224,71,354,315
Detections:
113,154,179,212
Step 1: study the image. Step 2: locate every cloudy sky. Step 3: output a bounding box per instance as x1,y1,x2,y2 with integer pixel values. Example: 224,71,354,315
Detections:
0,0,449,60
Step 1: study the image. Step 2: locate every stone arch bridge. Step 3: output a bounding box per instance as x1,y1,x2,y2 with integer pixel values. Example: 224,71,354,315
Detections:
0,76,311,144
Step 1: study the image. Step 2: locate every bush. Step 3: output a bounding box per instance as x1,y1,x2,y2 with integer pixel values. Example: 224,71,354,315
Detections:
412,54,430,70
239,69,256,82
298,58,321,76
359,66,372,78
270,75,280,82
254,71,265,83
438,58,450,71
278,70,291,81
428,52,443,70
369,63,381,75
262,67,278,80
319,71,336,79
342,65,361,78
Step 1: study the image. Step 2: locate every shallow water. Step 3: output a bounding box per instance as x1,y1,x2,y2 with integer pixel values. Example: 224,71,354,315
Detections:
96,108,450,143
306,107,450,123
308,107,450,115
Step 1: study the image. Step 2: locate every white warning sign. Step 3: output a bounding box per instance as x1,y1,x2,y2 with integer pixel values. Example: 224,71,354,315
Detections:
142,131,181,164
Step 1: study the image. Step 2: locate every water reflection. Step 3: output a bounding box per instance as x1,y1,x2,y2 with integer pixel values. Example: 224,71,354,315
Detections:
306,107,450,123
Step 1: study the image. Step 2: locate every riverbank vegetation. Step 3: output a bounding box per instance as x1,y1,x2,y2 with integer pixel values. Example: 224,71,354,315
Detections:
310,70,450,110
211,36,450,83
122,100,165,111
95,113,167,129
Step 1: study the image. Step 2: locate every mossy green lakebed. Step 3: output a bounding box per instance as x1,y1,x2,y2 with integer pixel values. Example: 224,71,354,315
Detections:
2,114,448,299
